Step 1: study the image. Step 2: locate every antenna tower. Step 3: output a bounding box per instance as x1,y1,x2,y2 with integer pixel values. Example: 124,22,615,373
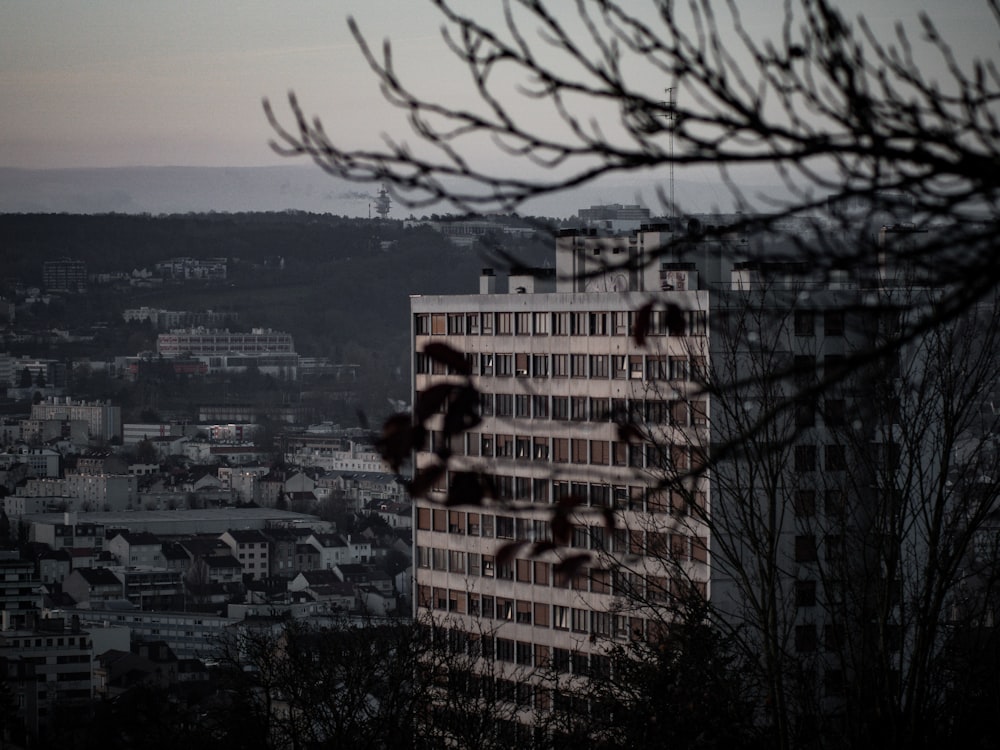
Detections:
667,87,676,221
374,184,392,220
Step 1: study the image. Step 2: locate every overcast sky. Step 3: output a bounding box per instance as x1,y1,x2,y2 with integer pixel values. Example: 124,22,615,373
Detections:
1,1,996,173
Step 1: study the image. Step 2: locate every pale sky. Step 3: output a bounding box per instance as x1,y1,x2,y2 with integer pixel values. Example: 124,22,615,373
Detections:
0,1,996,171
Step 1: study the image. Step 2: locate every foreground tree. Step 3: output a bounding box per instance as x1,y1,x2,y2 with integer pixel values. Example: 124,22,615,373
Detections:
268,0,1000,359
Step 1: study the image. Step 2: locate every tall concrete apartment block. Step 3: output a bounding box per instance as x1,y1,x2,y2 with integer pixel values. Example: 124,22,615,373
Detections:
411,222,915,720
412,223,720,684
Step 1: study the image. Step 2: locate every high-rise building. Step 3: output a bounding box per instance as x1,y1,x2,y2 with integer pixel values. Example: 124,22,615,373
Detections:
411,224,719,711
410,217,961,735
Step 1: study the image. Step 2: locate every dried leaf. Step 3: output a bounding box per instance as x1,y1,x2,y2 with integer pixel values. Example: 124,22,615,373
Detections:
551,512,573,545
423,342,472,376
442,384,482,435
556,493,586,510
377,414,424,473
665,303,686,336
496,541,526,567
617,422,644,443
407,462,446,498
632,301,653,347
530,540,558,557
415,383,455,424
446,471,485,507
553,554,591,581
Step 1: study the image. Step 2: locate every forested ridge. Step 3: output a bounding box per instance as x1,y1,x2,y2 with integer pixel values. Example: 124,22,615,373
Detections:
1,212,554,411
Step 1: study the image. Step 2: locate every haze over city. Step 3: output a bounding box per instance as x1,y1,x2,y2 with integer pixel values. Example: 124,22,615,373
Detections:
1,1,995,215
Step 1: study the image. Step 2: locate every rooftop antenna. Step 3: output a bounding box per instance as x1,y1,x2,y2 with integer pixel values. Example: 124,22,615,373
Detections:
666,87,676,222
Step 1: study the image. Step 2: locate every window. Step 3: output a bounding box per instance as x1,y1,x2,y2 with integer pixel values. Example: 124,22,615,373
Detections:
646,355,667,380
552,396,569,420
515,394,531,418
480,353,494,376
586,354,607,378
480,312,493,334
796,624,818,652
796,580,817,607
612,355,627,379
590,397,610,421
589,312,609,335
795,534,818,562
669,356,688,381
515,353,529,377
552,354,568,377
795,490,816,518
553,606,569,630
825,444,846,471
794,310,815,336
795,445,816,472
496,433,514,457
496,393,513,417
824,399,845,427
533,311,550,334
552,312,569,335
496,354,513,377
496,515,514,539
825,489,844,518
689,310,707,335
571,312,588,335
796,399,816,428
431,314,446,335
516,639,533,664
571,396,588,421
553,438,569,463
497,313,513,335
515,312,531,334
533,437,549,460
466,313,480,334
590,441,609,465
571,608,589,633
534,603,550,627
824,310,845,336
447,313,465,334
613,310,630,335
532,395,549,418
571,354,588,378
497,637,515,661
531,354,549,377
415,314,430,335
572,439,589,464
795,354,816,386
629,355,644,379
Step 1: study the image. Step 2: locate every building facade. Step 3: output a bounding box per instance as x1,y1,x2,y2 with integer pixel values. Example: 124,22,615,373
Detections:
411,226,717,709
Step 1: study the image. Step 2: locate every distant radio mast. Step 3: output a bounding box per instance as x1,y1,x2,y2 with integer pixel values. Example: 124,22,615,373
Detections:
666,87,676,221
374,184,392,220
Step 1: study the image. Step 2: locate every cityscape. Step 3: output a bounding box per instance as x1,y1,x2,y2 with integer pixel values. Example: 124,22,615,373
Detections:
2,1,999,749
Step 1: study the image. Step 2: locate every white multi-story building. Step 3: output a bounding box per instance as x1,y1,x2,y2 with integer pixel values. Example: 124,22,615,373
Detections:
412,223,715,694
409,221,929,728
29,398,121,443
156,327,294,358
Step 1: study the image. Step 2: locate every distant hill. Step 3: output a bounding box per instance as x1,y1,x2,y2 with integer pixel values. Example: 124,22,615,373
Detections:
0,166,381,216
0,165,758,218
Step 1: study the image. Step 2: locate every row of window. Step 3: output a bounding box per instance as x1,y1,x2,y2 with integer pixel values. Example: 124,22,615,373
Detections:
415,310,708,338
419,586,667,644
464,392,708,426
429,629,623,681
435,431,705,473
794,309,846,337
417,531,707,576
416,351,707,383
418,468,707,506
